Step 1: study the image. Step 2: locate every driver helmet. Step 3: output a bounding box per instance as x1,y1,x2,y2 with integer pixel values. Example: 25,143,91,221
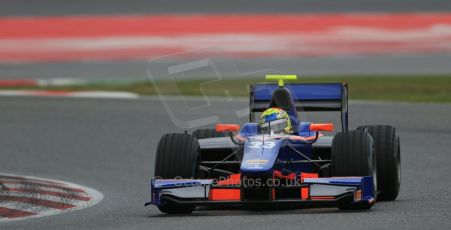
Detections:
259,108,293,134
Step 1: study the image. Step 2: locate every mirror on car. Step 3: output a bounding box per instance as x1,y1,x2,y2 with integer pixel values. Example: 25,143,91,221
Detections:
215,124,241,133
310,123,334,132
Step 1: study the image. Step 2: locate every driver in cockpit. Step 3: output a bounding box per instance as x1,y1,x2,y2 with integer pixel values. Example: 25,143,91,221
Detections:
259,107,293,135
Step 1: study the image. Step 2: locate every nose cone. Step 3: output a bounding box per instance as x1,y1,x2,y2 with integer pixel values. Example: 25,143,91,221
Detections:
240,138,282,174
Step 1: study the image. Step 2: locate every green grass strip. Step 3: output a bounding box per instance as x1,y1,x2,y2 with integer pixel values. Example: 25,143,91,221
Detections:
3,75,451,103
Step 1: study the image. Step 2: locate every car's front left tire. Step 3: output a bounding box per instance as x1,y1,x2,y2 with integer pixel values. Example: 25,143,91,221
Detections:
154,133,199,214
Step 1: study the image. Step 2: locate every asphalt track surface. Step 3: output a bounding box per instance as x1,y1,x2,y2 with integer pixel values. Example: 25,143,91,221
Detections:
1,96,451,229
1,0,451,16
2,55,451,81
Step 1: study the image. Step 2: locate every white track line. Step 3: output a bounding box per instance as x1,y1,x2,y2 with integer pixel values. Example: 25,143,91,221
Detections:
0,90,139,99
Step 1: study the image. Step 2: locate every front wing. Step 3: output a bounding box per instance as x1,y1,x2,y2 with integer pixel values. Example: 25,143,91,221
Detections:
147,176,375,208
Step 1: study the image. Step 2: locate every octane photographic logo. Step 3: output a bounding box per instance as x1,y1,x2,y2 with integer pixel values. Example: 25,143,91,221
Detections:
146,48,278,129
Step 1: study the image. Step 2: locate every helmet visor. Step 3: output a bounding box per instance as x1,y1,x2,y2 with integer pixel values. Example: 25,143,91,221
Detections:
259,118,288,135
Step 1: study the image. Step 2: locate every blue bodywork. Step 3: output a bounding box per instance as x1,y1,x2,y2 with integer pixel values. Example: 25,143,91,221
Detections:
253,83,343,101
240,122,315,174
250,83,349,131
238,83,346,177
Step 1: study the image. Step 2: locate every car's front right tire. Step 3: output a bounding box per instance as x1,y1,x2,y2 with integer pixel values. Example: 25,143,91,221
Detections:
331,130,376,210
358,125,401,201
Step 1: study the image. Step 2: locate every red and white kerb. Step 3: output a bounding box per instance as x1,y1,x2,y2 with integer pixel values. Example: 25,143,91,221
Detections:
0,174,103,222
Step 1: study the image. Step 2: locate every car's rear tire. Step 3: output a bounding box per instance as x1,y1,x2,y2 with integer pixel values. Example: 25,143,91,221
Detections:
331,130,376,210
192,128,227,139
357,125,400,201
154,133,199,214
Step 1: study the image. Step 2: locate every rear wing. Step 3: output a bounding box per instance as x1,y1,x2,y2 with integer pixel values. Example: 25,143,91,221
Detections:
249,83,348,131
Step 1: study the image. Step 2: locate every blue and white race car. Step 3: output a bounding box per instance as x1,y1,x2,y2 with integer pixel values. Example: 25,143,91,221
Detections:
146,75,401,214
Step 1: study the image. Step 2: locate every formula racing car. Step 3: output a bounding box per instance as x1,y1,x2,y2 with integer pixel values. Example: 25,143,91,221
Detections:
146,75,401,213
